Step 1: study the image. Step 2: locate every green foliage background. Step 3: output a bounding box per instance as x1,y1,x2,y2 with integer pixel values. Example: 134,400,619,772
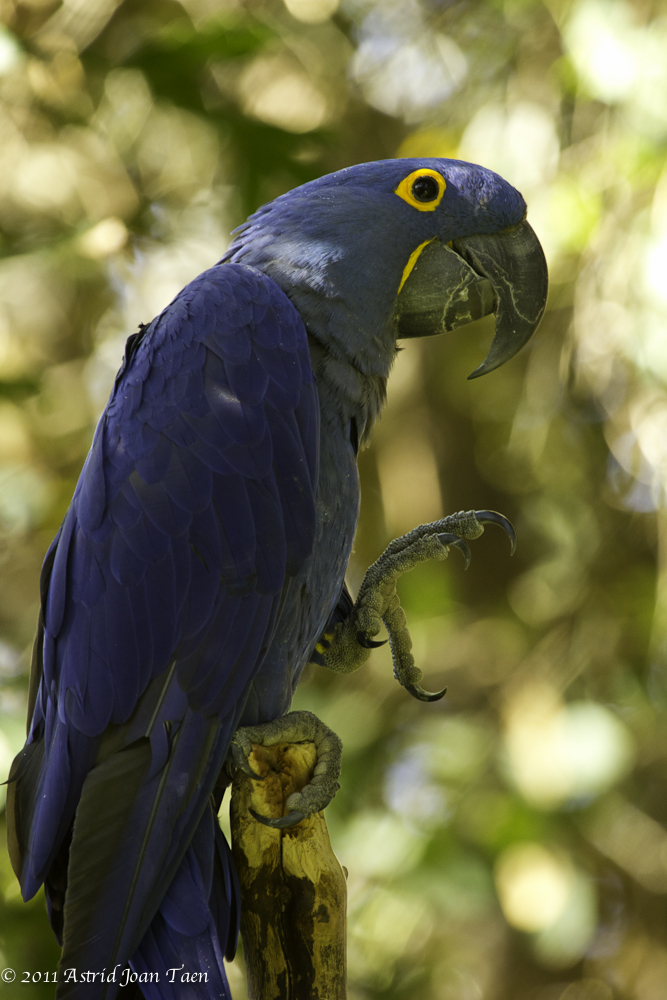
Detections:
0,0,666,998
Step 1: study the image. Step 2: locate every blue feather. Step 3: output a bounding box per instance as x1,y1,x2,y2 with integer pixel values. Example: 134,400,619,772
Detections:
110,531,147,586
8,261,319,997
162,448,212,514
75,426,107,533
205,598,279,716
246,476,286,594
134,433,173,485
226,352,269,405
129,474,193,536
44,507,77,639
211,474,257,584
119,514,171,564
176,595,244,692
204,382,267,451
129,809,236,1000
109,489,143,530
222,428,273,479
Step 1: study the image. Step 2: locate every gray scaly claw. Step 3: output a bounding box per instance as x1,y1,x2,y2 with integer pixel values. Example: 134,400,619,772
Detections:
230,742,264,780
437,533,472,570
250,807,306,829
357,631,388,649
405,681,448,703
474,510,516,555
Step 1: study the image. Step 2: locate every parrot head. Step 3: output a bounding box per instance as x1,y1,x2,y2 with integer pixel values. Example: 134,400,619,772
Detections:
224,158,548,381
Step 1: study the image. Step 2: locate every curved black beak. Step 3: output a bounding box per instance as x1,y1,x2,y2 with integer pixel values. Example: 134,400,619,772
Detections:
395,220,548,379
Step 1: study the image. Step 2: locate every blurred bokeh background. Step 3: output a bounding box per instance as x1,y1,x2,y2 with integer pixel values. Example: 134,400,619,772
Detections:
0,0,666,997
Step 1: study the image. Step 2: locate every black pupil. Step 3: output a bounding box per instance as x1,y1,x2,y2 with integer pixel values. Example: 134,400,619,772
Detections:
411,175,440,202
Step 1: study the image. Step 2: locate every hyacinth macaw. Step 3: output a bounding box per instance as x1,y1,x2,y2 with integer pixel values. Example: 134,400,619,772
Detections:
7,159,547,999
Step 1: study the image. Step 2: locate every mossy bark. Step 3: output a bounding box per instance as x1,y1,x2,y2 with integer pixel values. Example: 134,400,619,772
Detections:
230,742,347,1000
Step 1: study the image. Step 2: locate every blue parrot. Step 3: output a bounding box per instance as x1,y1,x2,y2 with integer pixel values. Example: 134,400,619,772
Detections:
6,159,547,999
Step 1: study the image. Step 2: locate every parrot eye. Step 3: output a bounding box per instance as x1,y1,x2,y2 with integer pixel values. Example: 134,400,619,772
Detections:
394,168,446,212
412,176,439,202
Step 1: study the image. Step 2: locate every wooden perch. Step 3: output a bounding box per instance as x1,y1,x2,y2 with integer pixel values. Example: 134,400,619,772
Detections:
230,741,347,1000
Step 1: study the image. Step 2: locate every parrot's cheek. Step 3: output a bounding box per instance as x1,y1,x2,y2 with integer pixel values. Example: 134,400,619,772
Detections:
394,220,548,379
394,239,495,341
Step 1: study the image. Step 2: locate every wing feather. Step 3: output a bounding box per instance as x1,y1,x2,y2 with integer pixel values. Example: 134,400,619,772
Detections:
7,263,319,997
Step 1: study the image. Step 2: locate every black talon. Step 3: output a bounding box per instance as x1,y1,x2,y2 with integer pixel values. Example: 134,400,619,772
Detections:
250,808,306,829
404,682,448,703
438,533,471,570
474,510,516,555
357,631,388,649
231,744,264,781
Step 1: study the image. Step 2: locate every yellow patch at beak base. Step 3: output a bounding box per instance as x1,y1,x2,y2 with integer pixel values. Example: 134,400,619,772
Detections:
398,238,436,294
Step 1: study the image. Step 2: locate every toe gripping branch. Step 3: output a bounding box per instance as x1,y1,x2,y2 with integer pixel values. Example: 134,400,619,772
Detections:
309,510,515,702
229,710,343,829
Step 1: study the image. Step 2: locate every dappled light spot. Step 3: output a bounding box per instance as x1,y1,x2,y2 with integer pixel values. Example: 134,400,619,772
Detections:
347,886,429,988
239,56,329,133
558,981,612,1000
564,0,667,136
416,714,491,784
92,68,154,156
532,873,597,969
0,730,12,810
503,683,634,808
459,102,559,196
0,403,32,464
495,842,573,932
335,810,424,879
397,128,460,161
0,26,22,76
136,106,220,200
509,565,586,625
564,0,639,103
0,700,25,811
384,750,449,825
0,465,52,536
496,842,597,968
78,217,128,259
584,795,667,893
351,33,467,124
13,145,83,219
283,0,339,24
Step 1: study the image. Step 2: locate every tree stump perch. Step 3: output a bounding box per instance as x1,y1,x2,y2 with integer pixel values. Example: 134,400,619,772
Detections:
230,742,347,1000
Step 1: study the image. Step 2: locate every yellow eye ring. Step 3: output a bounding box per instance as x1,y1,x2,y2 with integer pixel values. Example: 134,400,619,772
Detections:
394,169,446,211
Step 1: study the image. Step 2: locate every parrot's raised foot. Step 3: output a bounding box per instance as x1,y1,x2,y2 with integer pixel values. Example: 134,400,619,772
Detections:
311,509,515,701
230,710,342,826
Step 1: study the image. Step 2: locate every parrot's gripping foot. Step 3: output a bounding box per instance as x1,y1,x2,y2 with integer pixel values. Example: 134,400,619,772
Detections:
229,710,342,828
313,509,515,700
